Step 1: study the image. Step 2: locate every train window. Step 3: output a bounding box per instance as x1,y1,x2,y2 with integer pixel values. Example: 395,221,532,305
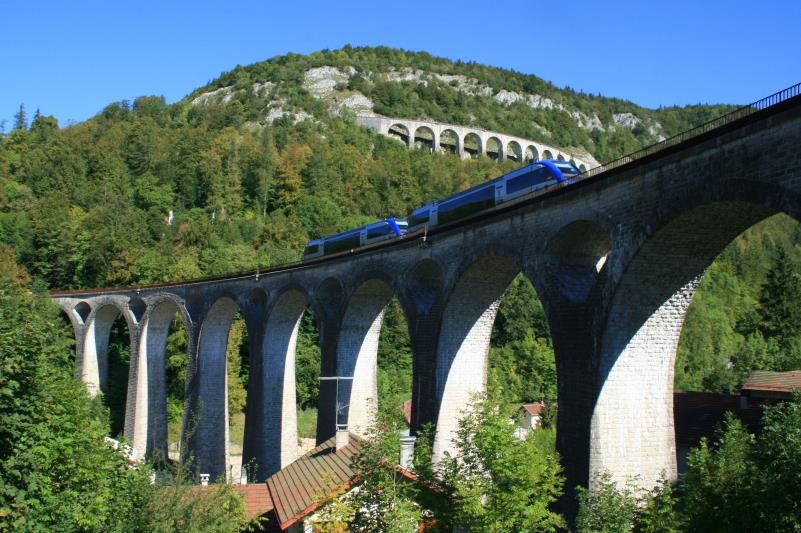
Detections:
325,232,361,255
366,223,392,240
409,209,430,227
555,162,580,176
506,167,553,195
303,243,319,256
438,184,495,225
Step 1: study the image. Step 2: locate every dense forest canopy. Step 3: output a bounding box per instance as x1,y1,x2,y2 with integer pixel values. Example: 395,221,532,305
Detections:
1,45,798,436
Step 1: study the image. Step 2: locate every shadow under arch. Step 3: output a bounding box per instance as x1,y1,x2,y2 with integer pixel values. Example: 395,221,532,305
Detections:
432,254,523,461
244,288,311,482
592,178,801,490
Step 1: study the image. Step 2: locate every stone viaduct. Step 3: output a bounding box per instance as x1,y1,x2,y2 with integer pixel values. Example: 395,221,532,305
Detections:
355,114,597,170
53,85,801,514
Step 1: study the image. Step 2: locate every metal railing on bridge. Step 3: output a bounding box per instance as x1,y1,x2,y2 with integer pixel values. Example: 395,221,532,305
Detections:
582,82,801,179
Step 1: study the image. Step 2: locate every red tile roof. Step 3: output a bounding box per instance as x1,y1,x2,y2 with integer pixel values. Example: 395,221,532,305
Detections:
236,484,274,520
742,370,801,394
520,402,546,416
265,435,363,530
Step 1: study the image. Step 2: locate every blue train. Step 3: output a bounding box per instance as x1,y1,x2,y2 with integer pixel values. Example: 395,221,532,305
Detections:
302,218,409,260
301,159,581,260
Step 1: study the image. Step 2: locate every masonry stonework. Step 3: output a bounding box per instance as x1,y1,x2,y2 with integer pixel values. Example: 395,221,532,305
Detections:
53,97,801,518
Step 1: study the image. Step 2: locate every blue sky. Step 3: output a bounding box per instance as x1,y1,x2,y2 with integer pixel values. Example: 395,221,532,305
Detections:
1,0,799,128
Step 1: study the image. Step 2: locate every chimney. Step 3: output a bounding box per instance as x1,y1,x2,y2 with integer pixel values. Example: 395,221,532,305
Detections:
335,424,350,451
200,473,210,487
399,435,416,470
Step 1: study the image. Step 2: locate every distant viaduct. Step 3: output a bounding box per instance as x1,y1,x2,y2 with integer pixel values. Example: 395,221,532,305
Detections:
355,115,596,170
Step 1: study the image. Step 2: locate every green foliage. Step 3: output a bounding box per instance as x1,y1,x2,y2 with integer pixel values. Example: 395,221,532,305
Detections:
435,390,565,532
576,473,639,533
576,473,681,533
344,405,426,532
577,398,801,532
0,249,249,531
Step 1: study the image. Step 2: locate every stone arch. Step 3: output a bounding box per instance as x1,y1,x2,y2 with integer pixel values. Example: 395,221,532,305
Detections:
388,123,411,147
413,125,436,153
129,298,147,323
506,140,523,162
463,132,483,159
191,296,240,481
486,136,503,160
525,145,540,162
317,277,344,313
82,302,134,397
336,279,396,437
432,255,522,461
245,288,310,481
592,180,801,491
542,149,554,160
569,158,577,166
545,220,613,276
557,153,566,161
136,297,192,460
74,301,91,324
440,129,461,156
579,164,587,172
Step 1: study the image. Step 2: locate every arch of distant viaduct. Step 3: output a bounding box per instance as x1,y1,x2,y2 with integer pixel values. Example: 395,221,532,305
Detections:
355,115,595,171
53,89,801,517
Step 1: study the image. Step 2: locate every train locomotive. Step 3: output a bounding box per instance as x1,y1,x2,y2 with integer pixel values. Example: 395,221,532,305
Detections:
301,159,581,261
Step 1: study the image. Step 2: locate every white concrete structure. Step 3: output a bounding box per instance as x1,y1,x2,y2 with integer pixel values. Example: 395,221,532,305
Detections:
355,115,597,171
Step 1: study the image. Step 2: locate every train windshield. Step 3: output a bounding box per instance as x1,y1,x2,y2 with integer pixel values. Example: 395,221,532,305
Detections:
554,162,581,176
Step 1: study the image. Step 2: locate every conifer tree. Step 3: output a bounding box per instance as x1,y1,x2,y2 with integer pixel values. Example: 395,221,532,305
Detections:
758,245,801,342
13,103,27,130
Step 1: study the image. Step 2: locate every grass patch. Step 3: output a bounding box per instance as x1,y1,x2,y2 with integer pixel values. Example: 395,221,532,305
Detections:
297,407,317,439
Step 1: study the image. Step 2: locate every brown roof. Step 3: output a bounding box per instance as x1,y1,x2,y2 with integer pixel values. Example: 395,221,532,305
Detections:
265,435,363,529
236,484,274,520
742,370,801,394
520,402,546,416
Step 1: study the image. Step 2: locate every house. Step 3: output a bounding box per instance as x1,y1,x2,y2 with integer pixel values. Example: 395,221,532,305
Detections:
741,370,801,403
517,402,547,430
235,428,437,532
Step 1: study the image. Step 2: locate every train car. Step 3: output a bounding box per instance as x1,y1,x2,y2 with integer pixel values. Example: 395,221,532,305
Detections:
408,159,581,230
302,218,409,260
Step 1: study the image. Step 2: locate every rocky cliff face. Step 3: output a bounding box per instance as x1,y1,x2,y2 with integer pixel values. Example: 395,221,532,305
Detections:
185,47,734,163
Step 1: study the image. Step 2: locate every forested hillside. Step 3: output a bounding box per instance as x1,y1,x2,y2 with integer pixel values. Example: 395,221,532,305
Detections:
1,46,797,441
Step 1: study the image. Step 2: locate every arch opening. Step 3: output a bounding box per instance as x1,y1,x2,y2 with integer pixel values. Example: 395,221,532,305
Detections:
139,300,191,466
58,309,77,367
244,289,317,481
463,132,482,159
525,145,540,163
486,137,503,161
105,311,131,438
388,123,410,146
190,296,241,482
542,149,554,160
432,255,557,461
593,199,787,490
439,129,459,156
413,126,435,153
336,279,414,438
506,140,523,162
